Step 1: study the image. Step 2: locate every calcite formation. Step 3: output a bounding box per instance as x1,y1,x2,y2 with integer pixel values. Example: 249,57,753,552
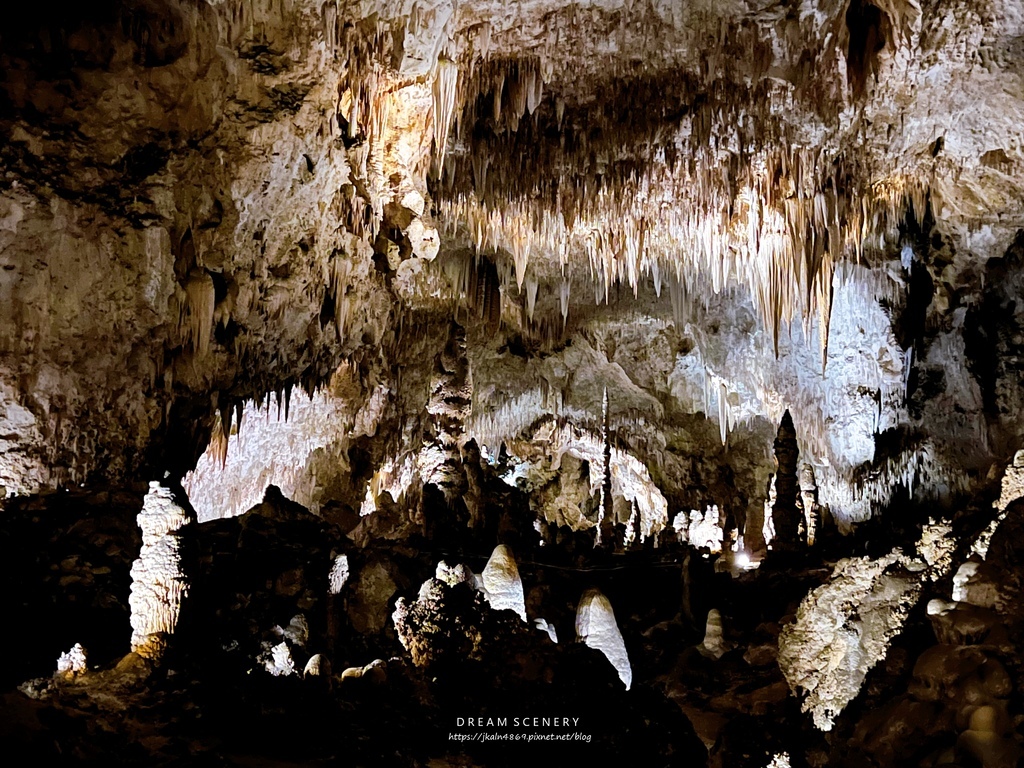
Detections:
128,482,193,660
778,549,925,731
699,609,729,661
770,411,803,552
391,561,529,669
261,642,296,677
328,554,350,595
0,0,1015,537
55,643,88,680
183,362,383,521
422,322,472,501
799,463,821,547
575,588,632,690
480,544,527,622
5,0,1024,764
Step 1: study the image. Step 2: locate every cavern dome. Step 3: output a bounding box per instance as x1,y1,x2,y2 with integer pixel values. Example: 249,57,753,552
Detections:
2,1,1024,766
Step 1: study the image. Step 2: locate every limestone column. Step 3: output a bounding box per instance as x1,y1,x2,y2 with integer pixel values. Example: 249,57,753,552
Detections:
128,482,193,660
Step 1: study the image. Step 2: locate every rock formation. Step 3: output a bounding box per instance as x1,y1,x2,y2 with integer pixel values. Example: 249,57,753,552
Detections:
480,544,527,621
422,322,472,502
55,643,87,680
575,588,632,690
4,0,1024,764
778,550,923,731
771,411,803,552
128,482,193,660
799,463,821,547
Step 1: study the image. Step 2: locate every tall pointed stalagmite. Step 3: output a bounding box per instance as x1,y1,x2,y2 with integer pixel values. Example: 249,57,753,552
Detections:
771,410,803,551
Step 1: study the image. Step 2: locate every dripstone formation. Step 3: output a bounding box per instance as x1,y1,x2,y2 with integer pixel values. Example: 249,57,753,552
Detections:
4,1,1024,766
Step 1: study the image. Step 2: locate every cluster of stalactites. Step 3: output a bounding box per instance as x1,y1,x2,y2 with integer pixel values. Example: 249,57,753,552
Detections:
439,108,928,356
177,270,216,357
850,439,966,505
202,358,359,472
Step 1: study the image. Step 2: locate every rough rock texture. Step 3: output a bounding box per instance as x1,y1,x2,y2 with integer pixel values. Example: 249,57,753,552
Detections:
778,550,924,731
128,482,193,659
0,1,401,494
2,0,1022,536
182,362,384,521
391,563,533,669
421,322,472,500
55,643,88,680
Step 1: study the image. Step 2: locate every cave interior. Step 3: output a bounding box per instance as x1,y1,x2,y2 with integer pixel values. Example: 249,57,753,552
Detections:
3,1,1024,766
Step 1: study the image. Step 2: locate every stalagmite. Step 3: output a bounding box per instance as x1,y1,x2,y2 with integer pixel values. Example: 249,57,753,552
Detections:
688,505,724,553
575,588,632,690
55,643,88,680
597,387,614,546
480,544,527,621
699,609,729,659
799,463,820,547
263,642,296,677
128,482,193,661
771,410,803,551
422,322,472,501
303,654,323,677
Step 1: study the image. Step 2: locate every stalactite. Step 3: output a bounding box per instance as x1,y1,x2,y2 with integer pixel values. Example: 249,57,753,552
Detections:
181,270,215,356
435,70,928,353
432,58,459,172
209,410,229,469
525,278,538,323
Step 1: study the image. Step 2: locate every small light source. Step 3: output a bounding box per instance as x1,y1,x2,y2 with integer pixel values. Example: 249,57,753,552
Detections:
734,551,750,569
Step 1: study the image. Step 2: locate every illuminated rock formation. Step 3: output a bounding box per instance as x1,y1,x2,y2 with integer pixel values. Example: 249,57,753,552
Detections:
778,550,924,731
128,482,193,660
422,322,472,501
575,588,632,690
480,544,527,622
391,562,529,669
5,1,1024,765
799,463,821,547
55,644,87,680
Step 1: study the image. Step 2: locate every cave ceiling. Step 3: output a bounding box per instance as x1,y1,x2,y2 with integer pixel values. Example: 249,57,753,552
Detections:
0,0,1022,532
